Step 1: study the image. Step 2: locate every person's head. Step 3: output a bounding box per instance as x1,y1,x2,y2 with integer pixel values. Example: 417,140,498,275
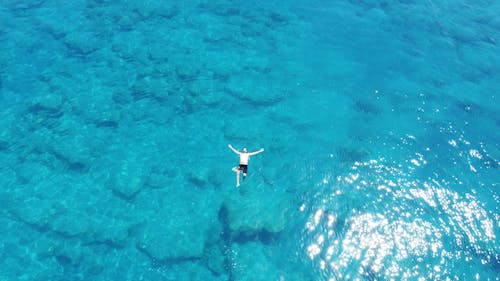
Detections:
242,148,247,153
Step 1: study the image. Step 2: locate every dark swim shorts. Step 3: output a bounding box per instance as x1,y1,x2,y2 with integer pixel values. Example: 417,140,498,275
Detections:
238,164,248,174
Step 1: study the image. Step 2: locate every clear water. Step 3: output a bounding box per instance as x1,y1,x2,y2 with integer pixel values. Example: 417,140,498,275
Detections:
0,1,498,280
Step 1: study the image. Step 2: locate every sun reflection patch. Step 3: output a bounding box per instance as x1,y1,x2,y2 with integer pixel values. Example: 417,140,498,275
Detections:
305,210,443,279
303,155,497,280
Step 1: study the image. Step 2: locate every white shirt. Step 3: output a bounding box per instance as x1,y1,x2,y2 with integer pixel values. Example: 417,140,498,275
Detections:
239,153,250,165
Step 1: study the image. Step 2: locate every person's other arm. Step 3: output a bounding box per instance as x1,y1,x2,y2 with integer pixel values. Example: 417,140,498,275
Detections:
228,144,241,155
248,148,264,156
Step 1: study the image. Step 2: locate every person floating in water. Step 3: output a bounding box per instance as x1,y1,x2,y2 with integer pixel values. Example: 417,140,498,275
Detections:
228,144,264,187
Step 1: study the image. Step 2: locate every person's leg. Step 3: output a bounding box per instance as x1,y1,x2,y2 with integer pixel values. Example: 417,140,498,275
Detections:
242,165,247,180
236,170,240,187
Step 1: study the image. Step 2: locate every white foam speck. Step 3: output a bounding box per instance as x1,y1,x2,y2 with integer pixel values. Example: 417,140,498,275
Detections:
448,139,457,147
469,149,482,159
469,164,477,173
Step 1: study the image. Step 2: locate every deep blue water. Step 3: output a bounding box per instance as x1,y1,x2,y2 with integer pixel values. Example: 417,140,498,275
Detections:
0,0,499,280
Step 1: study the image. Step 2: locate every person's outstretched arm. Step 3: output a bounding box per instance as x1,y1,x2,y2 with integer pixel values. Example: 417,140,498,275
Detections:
248,148,264,156
228,144,241,155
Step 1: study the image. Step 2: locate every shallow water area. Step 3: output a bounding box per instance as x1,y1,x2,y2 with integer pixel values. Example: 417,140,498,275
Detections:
0,0,499,280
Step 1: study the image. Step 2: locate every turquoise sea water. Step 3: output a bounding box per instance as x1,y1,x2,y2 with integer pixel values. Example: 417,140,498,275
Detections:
0,0,499,280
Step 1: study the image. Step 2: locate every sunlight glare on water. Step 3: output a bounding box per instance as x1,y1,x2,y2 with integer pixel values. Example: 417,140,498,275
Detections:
302,143,498,280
